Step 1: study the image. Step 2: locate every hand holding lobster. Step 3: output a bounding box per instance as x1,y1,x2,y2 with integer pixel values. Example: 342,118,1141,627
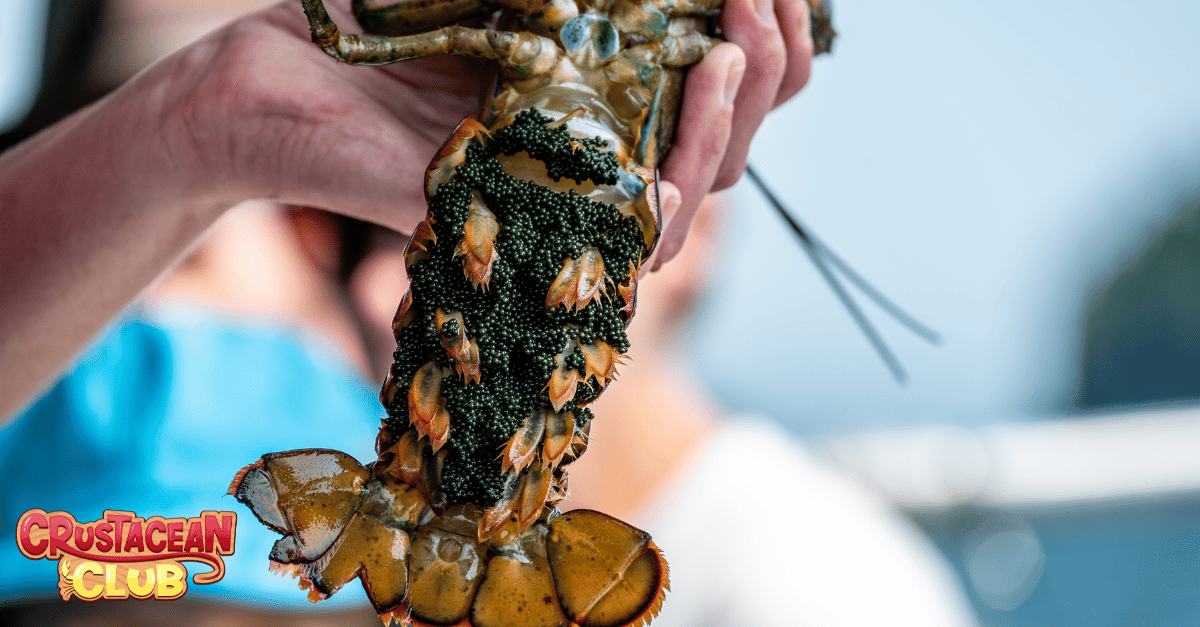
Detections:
174,0,820,261
0,0,825,422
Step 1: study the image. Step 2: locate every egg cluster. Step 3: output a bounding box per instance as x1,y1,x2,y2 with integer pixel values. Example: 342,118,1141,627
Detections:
384,109,646,506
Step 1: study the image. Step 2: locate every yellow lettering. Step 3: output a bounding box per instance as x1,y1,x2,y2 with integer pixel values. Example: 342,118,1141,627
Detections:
72,561,103,600
156,562,186,599
103,563,128,599
126,566,156,598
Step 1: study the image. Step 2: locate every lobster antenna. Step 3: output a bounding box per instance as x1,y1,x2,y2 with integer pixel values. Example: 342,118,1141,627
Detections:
807,234,943,344
749,168,941,345
744,165,940,384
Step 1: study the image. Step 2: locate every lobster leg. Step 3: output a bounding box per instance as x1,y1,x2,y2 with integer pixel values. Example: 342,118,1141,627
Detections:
302,0,562,76
605,27,718,167
808,0,837,55
664,0,725,16
352,0,488,36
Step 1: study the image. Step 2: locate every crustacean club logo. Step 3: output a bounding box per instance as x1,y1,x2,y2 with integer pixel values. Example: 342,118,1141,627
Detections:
16,509,236,601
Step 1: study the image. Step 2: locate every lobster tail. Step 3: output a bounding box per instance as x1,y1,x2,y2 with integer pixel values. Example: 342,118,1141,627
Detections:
406,506,489,625
380,108,652,512
230,451,432,611
231,457,668,627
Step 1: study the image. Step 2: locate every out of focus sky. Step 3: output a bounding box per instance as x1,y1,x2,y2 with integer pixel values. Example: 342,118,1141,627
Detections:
693,0,1200,434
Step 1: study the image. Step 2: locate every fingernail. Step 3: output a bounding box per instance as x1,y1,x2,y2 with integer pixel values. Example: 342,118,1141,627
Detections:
662,185,682,221
723,61,745,106
756,0,775,21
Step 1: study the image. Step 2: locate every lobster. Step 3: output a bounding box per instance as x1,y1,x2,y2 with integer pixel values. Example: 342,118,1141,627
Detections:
229,1,835,626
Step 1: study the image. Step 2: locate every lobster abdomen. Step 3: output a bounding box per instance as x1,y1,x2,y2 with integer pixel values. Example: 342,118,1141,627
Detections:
233,0,835,623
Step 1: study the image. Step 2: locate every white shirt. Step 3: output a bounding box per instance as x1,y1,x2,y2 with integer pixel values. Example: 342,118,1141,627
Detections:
634,419,979,627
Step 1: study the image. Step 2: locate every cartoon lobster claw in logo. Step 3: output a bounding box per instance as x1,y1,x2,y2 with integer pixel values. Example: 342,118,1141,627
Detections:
231,1,836,626
58,558,78,601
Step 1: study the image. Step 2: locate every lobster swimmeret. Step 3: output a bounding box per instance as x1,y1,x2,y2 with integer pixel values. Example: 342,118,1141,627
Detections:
230,1,834,626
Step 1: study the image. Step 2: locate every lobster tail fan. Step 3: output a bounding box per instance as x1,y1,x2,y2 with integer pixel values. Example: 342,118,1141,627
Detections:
406,508,489,626
470,552,569,627
545,510,670,627
229,461,289,533
305,507,412,613
231,449,370,557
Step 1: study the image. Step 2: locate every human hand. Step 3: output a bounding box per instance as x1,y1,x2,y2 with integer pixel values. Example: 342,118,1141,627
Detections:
651,0,820,269
152,1,493,233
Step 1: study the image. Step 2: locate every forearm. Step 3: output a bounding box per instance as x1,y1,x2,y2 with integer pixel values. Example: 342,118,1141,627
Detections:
0,54,232,419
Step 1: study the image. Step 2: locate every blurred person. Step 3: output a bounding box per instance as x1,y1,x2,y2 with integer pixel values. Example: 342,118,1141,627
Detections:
0,202,399,624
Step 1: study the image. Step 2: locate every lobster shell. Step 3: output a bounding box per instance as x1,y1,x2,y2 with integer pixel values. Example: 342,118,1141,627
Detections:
233,1,834,625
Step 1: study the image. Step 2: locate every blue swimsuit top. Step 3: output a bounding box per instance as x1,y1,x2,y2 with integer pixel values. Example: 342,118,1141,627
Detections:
0,305,386,607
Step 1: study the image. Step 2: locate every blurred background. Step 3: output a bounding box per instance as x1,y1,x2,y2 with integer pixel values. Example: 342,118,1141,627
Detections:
696,1,1200,625
3,0,1200,625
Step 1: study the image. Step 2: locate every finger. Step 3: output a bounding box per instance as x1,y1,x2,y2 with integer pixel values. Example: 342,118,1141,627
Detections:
712,0,788,190
654,43,744,268
640,181,681,277
773,0,815,107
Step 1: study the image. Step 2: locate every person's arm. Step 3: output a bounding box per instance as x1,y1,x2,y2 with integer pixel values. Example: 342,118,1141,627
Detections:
0,0,812,418
0,48,233,420
0,6,464,419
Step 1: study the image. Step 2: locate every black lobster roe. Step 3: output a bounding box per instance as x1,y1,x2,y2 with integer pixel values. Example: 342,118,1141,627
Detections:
384,109,646,506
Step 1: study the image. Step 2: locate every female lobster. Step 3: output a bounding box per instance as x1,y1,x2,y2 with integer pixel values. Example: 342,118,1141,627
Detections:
230,1,834,626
